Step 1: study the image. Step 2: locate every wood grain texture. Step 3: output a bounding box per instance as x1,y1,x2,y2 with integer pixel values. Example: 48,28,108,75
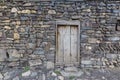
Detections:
63,26,71,64
57,26,64,63
70,26,78,63
56,25,79,66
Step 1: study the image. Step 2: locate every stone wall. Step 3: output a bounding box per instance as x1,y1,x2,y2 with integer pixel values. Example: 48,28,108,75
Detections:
0,0,120,69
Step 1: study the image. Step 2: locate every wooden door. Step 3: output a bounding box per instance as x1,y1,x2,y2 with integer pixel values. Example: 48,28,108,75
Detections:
56,25,79,66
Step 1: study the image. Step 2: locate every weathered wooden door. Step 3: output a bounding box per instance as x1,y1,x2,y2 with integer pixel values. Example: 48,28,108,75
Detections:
56,25,79,66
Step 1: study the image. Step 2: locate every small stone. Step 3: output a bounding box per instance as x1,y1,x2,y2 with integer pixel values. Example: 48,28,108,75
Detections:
11,21,16,25
64,67,78,72
8,62,19,67
45,42,51,51
14,32,20,40
41,25,50,27
21,10,26,13
11,7,18,13
16,25,20,29
42,74,46,80
46,61,54,69
0,49,7,61
4,26,11,30
100,2,106,6
23,3,32,6
20,28,25,32
88,38,97,43
22,70,31,77
26,10,31,13
7,49,22,60
0,6,7,8
100,20,106,23
2,20,10,23
30,72,37,77
58,76,64,80
72,15,81,19
86,9,91,12
85,46,92,50
13,76,19,80
4,72,11,80
117,17,120,20
109,37,120,41
16,21,21,25
0,13,3,16
14,40,20,43
6,38,14,40
36,33,43,38
102,76,106,79
106,54,118,59
21,10,31,14
61,70,83,77
17,11,21,14
51,72,57,76
48,10,56,14
33,48,45,55
26,43,36,49
0,73,3,79
109,65,114,68
0,32,2,37
29,59,42,66
81,60,92,65
31,10,37,13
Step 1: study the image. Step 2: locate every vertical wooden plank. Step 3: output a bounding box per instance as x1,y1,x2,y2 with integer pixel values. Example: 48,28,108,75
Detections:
63,26,71,65
57,26,64,64
70,26,78,63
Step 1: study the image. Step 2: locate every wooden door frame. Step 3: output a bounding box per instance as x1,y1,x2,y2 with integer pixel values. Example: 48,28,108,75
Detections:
55,20,80,66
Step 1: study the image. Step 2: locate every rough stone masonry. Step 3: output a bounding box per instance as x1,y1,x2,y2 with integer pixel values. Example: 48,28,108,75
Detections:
0,0,120,80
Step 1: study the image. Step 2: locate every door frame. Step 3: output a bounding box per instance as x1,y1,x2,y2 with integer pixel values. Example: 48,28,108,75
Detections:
55,20,80,66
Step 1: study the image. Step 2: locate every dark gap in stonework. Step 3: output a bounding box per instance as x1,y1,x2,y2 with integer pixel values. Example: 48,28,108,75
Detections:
116,20,120,31
6,52,9,58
